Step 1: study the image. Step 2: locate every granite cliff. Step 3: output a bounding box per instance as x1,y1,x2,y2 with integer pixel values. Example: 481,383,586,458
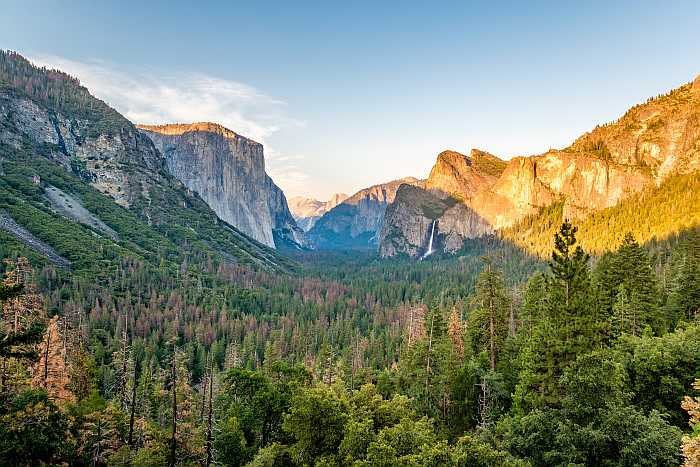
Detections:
380,74,700,257
307,177,422,249
138,123,306,249
0,50,288,270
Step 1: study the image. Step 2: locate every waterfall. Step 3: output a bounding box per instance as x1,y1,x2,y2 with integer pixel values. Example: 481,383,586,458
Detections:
421,220,437,260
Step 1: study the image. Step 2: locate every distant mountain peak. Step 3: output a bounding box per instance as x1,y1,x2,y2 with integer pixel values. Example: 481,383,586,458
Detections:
288,193,350,232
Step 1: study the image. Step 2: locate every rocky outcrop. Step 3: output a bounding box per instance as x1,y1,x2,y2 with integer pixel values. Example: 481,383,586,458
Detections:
380,75,700,257
568,77,700,181
379,151,497,258
425,149,506,200
0,89,163,208
45,185,119,240
138,123,306,249
288,193,348,231
308,177,422,249
472,150,653,229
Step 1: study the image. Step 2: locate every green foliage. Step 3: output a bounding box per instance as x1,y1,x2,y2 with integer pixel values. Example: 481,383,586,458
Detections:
215,416,247,466
0,389,73,465
283,385,349,464
503,173,700,257
665,231,700,322
468,260,510,369
615,325,700,427
514,222,602,413
593,233,661,335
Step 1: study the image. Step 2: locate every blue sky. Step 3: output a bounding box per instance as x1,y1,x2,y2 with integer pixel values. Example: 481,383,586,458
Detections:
3,1,699,199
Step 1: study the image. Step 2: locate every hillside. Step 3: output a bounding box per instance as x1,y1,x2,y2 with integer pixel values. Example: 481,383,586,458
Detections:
501,171,700,257
0,51,291,273
380,74,700,258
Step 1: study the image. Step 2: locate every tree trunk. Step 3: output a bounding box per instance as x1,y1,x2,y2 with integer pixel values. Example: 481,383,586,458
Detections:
489,313,496,370
120,312,129,410
205,363,214,467
128,358,138,446
169,352,177,467
200,355,209,424
43,324,51,386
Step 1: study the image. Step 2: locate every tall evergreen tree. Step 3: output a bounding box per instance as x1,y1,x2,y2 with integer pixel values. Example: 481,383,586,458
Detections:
514,221,600,413
594,233,661,334
468,259,510,370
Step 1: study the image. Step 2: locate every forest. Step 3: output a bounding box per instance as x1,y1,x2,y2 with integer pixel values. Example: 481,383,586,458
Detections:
1,48,700,467
1,220,699,466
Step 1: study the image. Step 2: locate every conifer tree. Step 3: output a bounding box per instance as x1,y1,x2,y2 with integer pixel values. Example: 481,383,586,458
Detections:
519,272,546,339
447,308,464,359
667,232,700,322
514,221,600,412
0,258,46,391
32,316,74,403
548,220,591,314
468,259,510,370
594,232,661,334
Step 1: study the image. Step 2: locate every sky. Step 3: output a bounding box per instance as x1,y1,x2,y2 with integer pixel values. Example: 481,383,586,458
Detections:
2,1,699,200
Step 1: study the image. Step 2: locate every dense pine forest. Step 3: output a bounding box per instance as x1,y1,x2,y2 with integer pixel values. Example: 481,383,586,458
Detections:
1,220,700,465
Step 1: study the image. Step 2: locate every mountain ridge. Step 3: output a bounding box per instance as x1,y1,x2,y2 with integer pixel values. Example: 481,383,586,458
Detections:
379,74,700,257
307,177,423,249
0,50,292,271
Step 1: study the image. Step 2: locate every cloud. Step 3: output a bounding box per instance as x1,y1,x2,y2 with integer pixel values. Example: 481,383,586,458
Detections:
27,54,310,194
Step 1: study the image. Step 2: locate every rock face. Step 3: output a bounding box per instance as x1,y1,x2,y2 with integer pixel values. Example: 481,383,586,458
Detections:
425,149,506,200
0,88,164,208
380,75,700,257
288,193,348,231
308,177,422,249
379,152,498,258
138,123,306,249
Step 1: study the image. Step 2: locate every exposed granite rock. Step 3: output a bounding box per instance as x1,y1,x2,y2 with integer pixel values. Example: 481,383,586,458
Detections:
379,185,437,258
0,211,70,268
138,123,306,249
568,78,700,180
380,74,700,257
44,185,119,240
308,177,422,249
288,193,348,231
379,183,492,258
425,149,505,200
0,90,163,208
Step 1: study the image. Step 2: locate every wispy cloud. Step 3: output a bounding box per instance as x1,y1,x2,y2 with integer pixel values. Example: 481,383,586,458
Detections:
28,54,310,194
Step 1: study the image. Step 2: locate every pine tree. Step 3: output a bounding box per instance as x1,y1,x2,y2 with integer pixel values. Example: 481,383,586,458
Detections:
447,308,464,359
0,258,46,392
548,220,591,314
468,259,510,370
519,272,547,339
32,316,74,403
514,221,600,413
594,233,661,334
667,232,700,323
